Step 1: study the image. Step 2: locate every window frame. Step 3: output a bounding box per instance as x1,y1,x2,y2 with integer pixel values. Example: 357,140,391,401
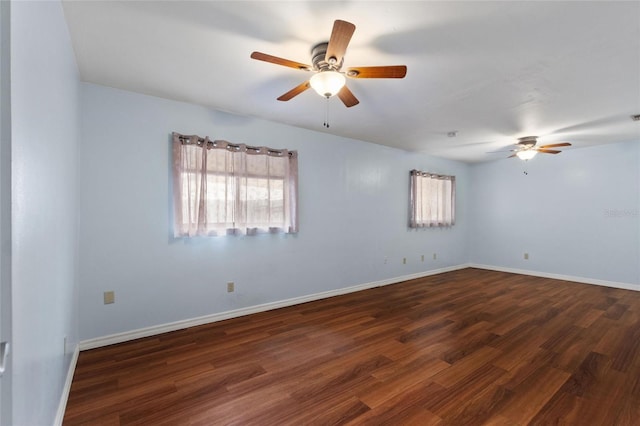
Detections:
172,132,298,237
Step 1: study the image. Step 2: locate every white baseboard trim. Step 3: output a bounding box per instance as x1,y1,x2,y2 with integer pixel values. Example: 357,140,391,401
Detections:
468,263,639,292
79,264,468,351
54,344,80,426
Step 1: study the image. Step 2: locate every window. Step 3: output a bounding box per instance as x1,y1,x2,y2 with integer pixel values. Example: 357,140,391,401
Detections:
172,132,298,237
409,170,455,227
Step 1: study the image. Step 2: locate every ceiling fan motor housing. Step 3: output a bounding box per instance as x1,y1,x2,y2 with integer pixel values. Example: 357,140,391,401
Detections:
518,136,538,148
311,42,342,71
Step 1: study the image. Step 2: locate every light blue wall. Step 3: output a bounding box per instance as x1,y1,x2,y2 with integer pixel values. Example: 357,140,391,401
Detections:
10,1,80,424
78,83,470,340
77,83,640,343
469,141,640,287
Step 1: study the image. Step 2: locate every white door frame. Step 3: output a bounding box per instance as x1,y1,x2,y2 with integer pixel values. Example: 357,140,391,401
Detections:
0,1,13,424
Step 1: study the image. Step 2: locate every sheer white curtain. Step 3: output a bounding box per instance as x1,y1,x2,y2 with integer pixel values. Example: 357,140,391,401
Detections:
409,170,455,227
172,132,298,237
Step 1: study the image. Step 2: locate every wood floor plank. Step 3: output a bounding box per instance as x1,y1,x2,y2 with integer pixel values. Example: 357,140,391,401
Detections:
432,345,502,388
496,366,571,424
357,356,450,408
425,363,509,417
439,383,514,425
574,307,605,328
528,391,585,425
346,381,443,425
64,268,640,425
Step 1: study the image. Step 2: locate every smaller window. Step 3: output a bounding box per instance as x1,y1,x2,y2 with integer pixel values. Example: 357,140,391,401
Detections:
409,170,455,228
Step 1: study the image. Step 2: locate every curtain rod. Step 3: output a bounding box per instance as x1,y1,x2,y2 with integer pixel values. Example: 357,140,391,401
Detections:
411,169,455,179
177,135,296,157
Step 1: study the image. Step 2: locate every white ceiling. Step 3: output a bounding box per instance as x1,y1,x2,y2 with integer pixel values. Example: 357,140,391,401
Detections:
61,1,640,163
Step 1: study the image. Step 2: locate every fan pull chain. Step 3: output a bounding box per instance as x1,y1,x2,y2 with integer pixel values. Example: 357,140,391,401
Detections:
323,96,330,128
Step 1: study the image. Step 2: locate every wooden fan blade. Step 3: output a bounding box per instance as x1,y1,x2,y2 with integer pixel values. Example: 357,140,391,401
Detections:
536,149,561,154
337,85,359,108
277,81,311,101
325,20,356,65
508,154,517,158
250,52,311,71
345,65,407,78
538,142,572,148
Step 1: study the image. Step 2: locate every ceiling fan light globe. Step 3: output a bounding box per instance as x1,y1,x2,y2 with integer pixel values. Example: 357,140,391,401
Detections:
310,71,345,98
516,150,537,160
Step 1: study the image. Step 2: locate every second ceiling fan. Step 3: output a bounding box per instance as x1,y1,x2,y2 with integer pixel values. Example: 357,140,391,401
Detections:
507,136,572,160
250,19,407,108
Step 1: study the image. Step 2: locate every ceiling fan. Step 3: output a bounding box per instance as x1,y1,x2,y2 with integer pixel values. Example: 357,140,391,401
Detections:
250,19,407,108
504,136,572,160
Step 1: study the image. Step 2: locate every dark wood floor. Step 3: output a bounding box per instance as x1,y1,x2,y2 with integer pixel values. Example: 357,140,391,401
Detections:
64,268,640,425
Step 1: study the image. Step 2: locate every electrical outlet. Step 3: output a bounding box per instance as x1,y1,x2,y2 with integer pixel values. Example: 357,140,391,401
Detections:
524,253,529,260
384,257,388,264
403,257,407,264
227,282,235,293
103,291,115,304
421,254,425,262
433,253,437,260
